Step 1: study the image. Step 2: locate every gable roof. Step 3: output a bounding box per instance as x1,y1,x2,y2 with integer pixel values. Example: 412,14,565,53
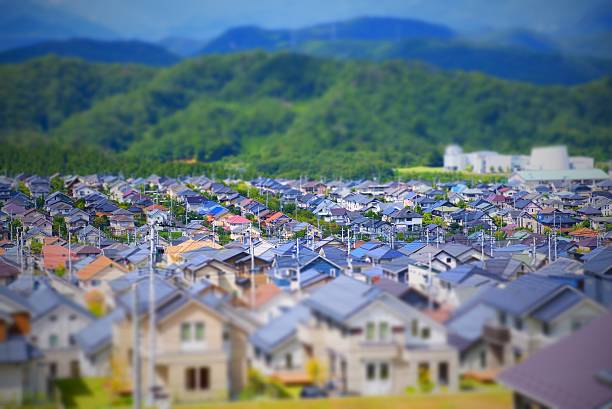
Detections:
498,312,612,409
76,255,128,281
483,275,567,316
250,304,310,353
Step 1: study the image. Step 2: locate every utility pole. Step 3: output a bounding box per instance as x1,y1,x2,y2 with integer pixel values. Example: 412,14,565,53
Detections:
147,223,156,407
427,252,433,310
296,238,301,294
249,224,255,309
68,229,72,281
132,281,142,409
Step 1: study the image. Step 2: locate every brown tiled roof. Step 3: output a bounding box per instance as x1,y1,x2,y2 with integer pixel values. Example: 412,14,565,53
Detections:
43,244,75,270
76,255,127,281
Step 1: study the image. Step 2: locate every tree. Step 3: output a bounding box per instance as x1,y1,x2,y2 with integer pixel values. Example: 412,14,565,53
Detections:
52,215,67,238
306,358,326,386
50,176,64,193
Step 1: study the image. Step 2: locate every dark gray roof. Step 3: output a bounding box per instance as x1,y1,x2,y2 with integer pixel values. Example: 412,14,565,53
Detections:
583,246,612,277
483,275,565,316
498,312,612,409
530,288,583,323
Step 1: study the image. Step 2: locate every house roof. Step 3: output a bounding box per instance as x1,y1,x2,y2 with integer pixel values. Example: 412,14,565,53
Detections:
0,336,43,363
252,283,282,308
515,169,608,182
304,276,380,323
28,284,92,320
76,255,128,281
482,275,566,317
498,312,612,409
42,244,76,270
250,304,310,353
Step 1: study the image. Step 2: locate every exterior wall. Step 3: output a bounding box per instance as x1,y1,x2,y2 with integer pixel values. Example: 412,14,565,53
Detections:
0,365,24,403
30,304,91,379
78,347,111,377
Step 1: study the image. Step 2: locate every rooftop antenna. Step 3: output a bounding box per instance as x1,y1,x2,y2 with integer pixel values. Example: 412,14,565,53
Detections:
147,223,156,407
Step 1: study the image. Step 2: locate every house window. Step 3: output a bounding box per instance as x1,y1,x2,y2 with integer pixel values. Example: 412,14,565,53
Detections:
185,368,197,390
514,317,523,331
49,334,59,348
499,312,507,325
49,315,57,322
379,322,389,341
69,334,76,346
380,363,389,380
366,363,376,380
411,319,418,337
366,322,375,341
421,327,430,339
542,322,550,336
438,362,449,385
181,323,191,342
199,367,210,390
195,322,205,341
286,353,293,369
479,350,487,368
69,314,77,321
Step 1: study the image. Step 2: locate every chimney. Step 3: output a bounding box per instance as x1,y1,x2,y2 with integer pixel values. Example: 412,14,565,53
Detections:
0,319,7,342
11,312,30,336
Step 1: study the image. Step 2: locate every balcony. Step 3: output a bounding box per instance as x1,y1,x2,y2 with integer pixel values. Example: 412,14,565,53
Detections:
483,324,511,345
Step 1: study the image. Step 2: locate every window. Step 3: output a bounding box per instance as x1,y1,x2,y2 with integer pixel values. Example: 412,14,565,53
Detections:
479,350,487,369
411,319,418,336
542,322,550,336
380,363,389,380
185,368,196,390
499,312,507,325
421,327,430,339
514,317,523,331
195,322,205,341
366,363,376,380
69,314,77,321
49,334,59,348
366,322,375,341
379,322,389,341
69,334,76,346
181,323,191,342
286,353,293,369
199,367,210,390
438,362,449,385
49,315,57,322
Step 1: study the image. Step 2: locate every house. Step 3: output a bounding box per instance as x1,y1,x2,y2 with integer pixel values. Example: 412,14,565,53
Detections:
0,258,19,285
27,285,94,383
111,278,250,402
386,208,423,231
109,210,135,236
0,287,44,405
76,255,129,294
298,276,459,394
481,275,606,371
498,311,612,409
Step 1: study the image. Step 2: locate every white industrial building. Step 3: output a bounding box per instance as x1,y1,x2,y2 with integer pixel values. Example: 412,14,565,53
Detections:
443,144,595,174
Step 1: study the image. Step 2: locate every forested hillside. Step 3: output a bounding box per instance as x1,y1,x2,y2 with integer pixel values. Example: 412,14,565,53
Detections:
1,52,611,178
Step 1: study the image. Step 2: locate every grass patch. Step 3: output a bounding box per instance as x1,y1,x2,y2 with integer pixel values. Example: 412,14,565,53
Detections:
55,377,130,409
176,389,511,409
396,167,507,183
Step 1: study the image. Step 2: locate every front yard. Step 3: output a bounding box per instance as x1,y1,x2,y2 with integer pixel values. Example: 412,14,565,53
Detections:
54,377,511,409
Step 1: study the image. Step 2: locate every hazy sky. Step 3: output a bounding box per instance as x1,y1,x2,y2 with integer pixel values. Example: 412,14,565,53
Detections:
9,0,612,39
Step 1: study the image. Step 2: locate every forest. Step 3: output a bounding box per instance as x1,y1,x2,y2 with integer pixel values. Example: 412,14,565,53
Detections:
1,52,611,179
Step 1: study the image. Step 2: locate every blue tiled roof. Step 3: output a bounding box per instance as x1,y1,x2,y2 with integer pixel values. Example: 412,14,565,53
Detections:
531,288,583,323
28,284,92,320
304,276,380,323
250,305,310,353
75,309,125,357
483,275,565,316
0,336,43,363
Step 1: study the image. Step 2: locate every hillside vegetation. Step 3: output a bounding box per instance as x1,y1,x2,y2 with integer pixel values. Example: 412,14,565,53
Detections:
1,52,611,178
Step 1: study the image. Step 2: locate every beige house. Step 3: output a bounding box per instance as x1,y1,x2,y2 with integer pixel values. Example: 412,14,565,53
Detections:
250,276,459,395
111,280,250,403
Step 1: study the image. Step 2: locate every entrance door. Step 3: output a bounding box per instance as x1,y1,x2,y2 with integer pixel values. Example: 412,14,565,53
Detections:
362,361,392,395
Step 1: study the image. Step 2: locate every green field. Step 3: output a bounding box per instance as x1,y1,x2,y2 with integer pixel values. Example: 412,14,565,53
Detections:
395,166,508,183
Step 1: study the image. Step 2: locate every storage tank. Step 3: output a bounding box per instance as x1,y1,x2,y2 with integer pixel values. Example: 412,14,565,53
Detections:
529,146,570,170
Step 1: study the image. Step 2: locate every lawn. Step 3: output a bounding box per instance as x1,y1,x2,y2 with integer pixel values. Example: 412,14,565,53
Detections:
395,166,507,183
178,389,511,409
54,378,511,409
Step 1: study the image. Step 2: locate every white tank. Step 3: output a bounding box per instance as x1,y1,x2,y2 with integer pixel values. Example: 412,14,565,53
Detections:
444,144,465,171
529,146,570,170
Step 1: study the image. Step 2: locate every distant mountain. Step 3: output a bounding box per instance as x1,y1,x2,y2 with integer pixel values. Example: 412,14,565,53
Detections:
200,16,456,54
196,16,612,85
0,1,116,51
0,39,180,65
158,37,208,57
1,53,611,178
